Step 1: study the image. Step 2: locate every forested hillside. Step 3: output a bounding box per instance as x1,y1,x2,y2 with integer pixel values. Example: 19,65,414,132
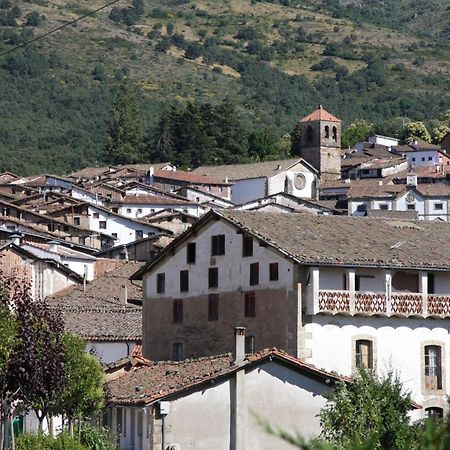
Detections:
0,0,448,174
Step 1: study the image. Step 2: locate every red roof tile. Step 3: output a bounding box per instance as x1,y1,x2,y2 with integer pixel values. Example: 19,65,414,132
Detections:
154,170,231,185
300,106,341,123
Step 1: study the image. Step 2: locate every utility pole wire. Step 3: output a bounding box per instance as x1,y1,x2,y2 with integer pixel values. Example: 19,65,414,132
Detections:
0,0,124,58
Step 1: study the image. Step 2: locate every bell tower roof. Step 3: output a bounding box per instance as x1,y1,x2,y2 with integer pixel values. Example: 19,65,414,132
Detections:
300,105,341,123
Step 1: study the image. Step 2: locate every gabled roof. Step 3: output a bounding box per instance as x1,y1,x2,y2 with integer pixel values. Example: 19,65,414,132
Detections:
131,210,450,279
299,105,341,123
105,348,349,406
153,170,231,186
193,158,317,181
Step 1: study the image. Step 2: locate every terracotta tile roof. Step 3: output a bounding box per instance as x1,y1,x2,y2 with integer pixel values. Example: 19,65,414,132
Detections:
347,183,405,199
299,106,341,123
415,184,450,197
105,348,349,406
48,262,144,308
153,170,231,185
192,158,308,181
358,157,406,170
48,262,144,341
69,163,171,179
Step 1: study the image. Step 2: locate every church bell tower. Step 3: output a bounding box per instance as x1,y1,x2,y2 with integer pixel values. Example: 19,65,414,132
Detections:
298,105,341,180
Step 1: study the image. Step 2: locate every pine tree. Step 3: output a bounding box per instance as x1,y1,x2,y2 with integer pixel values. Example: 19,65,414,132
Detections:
104,79,147,165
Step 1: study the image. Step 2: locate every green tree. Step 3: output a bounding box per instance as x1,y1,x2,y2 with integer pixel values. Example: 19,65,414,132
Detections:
319,369,415,449
432,125,450,144
248,129,277,161
403,121,431,144
290,122,302,156
342,120,373,149
104,79,147,165
56,335,104,436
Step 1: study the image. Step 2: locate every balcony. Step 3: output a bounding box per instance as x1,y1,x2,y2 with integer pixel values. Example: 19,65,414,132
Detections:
317,290,450,318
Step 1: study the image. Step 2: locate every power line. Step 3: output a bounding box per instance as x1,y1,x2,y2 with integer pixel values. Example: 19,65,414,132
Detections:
0,0,124,58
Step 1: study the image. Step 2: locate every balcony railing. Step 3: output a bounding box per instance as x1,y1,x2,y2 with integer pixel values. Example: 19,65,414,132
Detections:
317,290,450,318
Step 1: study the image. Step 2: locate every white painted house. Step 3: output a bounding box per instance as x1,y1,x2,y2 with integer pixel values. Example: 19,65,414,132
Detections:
393,141,450,169
132,210,450,419
193,159,318,204
104,329,348,450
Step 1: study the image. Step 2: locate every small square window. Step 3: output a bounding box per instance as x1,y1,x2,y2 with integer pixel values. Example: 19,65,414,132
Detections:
135,230,143,239
211,234,225,256
245,335,256,354
434,203,443,210
112,233,118,238
208,294,219,321
412,157,416,162
112,208,119,213
74,217,80,226
93,212,99,219
137,208,143,214
180,270,189,292
245,291,256,317
250,262,259,286
126,208,132,213
99,221,107,229
269,263,279,281
157,273,165,294
407,204,415,210
422,157,425,162
187,242,196,264
173,299,183,324
379,204,389,210
208,267,218,289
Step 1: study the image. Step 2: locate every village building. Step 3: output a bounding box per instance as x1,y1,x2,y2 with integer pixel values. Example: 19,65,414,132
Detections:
132,209,450,417
392,141,450,169
193,158,318,204
104,328,348,450
48,262,143,363
174,185,235,209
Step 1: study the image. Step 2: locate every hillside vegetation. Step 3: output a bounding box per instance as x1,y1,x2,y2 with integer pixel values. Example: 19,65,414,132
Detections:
0,0,448,174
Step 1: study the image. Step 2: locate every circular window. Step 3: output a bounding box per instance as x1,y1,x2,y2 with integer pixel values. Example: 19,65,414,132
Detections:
294,173,306,190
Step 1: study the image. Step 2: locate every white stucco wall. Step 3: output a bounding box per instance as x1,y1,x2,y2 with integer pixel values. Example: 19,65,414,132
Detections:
118,203,203,219
407,150,440,168
145,220,294,298
87,206,159,245
231,178,266,204
305,315,450,412
269,163,316,199
86,341,134,364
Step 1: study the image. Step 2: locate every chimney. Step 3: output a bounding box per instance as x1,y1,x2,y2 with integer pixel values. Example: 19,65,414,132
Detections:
232,327,246,366
122,284,128,305
10,234,20,246
48,240,58,253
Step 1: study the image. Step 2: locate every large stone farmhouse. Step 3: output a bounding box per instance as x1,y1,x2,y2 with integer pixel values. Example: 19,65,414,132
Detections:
132,210,450,418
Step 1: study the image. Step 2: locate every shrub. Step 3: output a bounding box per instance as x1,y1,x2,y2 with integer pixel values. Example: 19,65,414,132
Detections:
15,433,88,450
78,424,116,450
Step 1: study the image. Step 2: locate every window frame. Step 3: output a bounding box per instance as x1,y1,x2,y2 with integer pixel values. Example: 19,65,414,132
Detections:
250,262,259,286
245,291,256,318
424,344,443,391
171,341,184,361
186,242,196,264
208,267,218,289
173,299,183,324
99,220,107,229
269,262,279,281
352,335,376,373
242,235,253,257
245,334,256,354
156,273,165,294
211,234,225,256
355,339,374,370
180,270,189,292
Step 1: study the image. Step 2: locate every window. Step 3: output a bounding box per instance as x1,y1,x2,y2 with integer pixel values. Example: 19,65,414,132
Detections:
208,294,219,321
426,407,444,420
112,233,118,238
172,342,184,361
208,267,218,289
99,221,107,229
180,270,189,292
196,197,200,202
424,345,442,389
356,204,367,212
422,157,425,162
211,234,225,256
137,410,143,437
126,208,132,213
434,203,443,210
428,273,435,294
93,212,99,219
355,339,373,369
324,125,330,138
412,157,416,162
74,217,80,226
245,335,256,354
245,291,256,317
332,126,337,141
269,263,279,281
135,230,143,240
379,204,389,210
157,273,165,294
173,299,183,324
242,235,253,257
112,208,119,213
137,208,142,214
186,242,196,264
428,156,433,161
407,204,416,210
250,262,259,286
